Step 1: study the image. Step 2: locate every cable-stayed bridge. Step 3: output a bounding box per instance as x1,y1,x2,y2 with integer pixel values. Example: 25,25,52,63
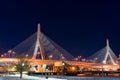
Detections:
12,24,118,65
0,23,119,74
88,39,117,65
12,23,74,61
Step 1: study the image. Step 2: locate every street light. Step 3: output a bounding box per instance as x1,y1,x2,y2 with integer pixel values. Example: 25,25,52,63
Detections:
7,50,15,58
8,50,12,53
74,58,78,61
25,54,29,58
22,63,25,67
4,53,7,57
62,62,65,76
102,64,104,80
48,55,53,60
78,56,82,61
82,58,86,62
94,57,98,63
71,66,75,71
1,54,4,58
61,56,65,60
8,50,12,58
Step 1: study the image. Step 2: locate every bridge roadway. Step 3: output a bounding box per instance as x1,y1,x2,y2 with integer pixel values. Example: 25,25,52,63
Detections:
0,58,98,68
79,71,120,76
0,58,119,76
0,58,118,71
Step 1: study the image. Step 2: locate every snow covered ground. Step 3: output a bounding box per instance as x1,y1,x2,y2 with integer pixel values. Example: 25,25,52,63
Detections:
0,75,67,80
0,75,120,80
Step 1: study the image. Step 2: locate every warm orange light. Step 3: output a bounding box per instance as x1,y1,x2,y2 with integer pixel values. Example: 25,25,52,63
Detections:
71,66,75,71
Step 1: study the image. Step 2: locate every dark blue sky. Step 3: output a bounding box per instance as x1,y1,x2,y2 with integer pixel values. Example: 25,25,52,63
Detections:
0,0,120,57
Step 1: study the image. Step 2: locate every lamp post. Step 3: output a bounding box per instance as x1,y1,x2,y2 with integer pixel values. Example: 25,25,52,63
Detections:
25,54,29,58
8,50,12,58
62,62,65,76
102,64,104,80
94,57,98,63
7,50,15,58
1,54,4,58
12,51,15,57
48,55,53,60
20,63,25,79
4,53,7,58
78,56,82,61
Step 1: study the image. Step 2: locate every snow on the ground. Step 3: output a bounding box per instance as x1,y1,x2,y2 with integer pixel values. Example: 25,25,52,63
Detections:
0,75,120,80
0,75,67,80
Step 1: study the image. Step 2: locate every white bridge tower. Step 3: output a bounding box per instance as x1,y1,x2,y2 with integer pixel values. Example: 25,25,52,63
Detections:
103,39,116,65
32,23,45,60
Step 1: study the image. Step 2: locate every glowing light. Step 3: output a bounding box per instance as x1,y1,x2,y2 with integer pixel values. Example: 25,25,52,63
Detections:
48,55,53,60
62,62,65,66
26,54,29,57
71,67,75,71
22,63,25,66
8,50,12,53
1,55,4,57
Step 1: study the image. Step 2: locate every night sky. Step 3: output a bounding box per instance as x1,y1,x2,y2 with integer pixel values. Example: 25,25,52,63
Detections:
0,0,120,58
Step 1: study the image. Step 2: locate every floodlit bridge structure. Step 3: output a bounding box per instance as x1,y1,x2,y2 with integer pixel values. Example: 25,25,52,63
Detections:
12,23,74,61
0,23,119,74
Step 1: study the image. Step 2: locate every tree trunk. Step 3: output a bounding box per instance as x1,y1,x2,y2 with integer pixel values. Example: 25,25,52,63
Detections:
20,71,22,79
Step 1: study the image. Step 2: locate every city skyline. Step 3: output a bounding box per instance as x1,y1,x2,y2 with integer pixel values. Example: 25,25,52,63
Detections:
0,1,120,58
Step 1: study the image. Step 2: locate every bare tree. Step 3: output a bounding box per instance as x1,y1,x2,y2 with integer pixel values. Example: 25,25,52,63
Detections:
11,54,31,79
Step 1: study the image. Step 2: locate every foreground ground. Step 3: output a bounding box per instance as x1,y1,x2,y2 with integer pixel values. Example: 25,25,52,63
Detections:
0,75,67,80
0,75,120,80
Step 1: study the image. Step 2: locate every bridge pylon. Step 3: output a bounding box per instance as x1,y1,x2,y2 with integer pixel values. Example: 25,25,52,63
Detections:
103,38,116,65
32,23,45,60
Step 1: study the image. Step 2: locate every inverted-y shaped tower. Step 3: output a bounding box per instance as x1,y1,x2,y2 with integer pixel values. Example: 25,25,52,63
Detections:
32,23,45,60
103,39,116,65
88,38,117,65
